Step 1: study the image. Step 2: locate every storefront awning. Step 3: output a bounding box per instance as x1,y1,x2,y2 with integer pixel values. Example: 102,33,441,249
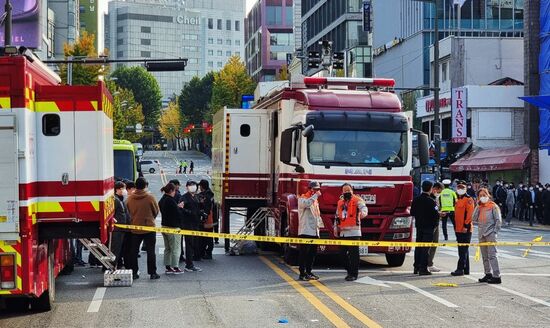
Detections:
449,145,530,172
519,95,550,108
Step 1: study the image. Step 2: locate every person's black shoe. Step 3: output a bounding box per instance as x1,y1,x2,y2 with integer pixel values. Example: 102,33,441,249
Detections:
133,274,140,280
487,277,502,284
478,273,493,283
307,273,319,280
464,271,470,275
418,270,432,276
413,268,419,274
299,274,311,281
451,270,464,276
150,273,160,280
345,276,357,281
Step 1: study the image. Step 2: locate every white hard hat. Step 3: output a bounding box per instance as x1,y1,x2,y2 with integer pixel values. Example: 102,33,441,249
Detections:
442,179,452,185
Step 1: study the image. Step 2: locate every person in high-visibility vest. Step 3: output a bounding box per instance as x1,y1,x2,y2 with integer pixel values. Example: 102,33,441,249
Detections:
440,179,458,241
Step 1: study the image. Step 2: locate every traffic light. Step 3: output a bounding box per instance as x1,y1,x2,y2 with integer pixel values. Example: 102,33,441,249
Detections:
333,62,344,70
332,52,344,70
308,51,321,69
145,61,187,72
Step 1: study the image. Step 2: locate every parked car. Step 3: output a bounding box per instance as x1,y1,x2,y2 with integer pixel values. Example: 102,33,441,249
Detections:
139,160,160,174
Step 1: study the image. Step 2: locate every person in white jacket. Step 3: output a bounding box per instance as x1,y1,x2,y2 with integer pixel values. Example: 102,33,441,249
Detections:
297,181,323,281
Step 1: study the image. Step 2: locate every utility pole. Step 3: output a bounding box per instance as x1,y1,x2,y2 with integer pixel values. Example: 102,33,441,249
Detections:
433,0,441,179
4,0,12,46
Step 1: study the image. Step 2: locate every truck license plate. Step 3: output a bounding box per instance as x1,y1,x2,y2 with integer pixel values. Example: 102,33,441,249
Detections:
359,246,369,256
361,194,376,204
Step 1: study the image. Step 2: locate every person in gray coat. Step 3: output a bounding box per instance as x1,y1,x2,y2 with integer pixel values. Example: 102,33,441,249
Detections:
505,185,515,226
472,188,502,284
297,181,323,281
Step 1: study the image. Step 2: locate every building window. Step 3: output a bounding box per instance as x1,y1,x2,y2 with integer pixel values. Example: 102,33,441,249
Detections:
141,26,151,33
226,51,231,56
270,33,293,46
141,39,151,46
208,18,213,29
117,51,123,58
226,19,231,30
208,49,214,55
80,22,86,28
217,50,223,56
226,39,231,45
266,5,282,25
235,51,241,57
217,61,223,67
441,62,448,82
117,26,124,33
117,39,123,45
79,5,85,14
217,19,222,30
235,40,241,46
208,38,213,44
217,38,223,44
189,58,198,64
141,51,151,58
235,20,240,31
208,61,213,67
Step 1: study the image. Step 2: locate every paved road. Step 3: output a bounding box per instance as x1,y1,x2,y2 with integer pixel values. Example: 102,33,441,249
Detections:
2,151,550,327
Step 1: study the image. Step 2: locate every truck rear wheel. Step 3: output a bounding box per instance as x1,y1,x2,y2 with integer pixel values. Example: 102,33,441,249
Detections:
283,244,298,266
32,242,55,311
385,253,406,267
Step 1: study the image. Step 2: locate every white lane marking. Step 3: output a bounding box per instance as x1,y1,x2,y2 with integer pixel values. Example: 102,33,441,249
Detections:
63,282,90,286
87,287,107,313
464,276,550,307
312,269,550,277
386,281,459,308
355,276,392,288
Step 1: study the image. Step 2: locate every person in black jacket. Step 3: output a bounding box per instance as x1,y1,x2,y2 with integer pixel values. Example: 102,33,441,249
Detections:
179,180,202,272
159,183,184,274
543,184,550,225
198,180,215,260
111,181,130,269
411,180,440,276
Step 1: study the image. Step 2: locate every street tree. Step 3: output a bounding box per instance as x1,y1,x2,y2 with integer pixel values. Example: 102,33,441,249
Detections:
159,101,183,150
211,56,256,113
179,72,214,151
111,66,163,127
107,81,145,142
59,32,105,85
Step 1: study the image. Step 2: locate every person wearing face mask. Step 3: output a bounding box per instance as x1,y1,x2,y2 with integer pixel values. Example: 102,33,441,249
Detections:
297,181,322,281
472,188,502,284
427,182,444,273
439,179,457,241
197,180,215,260
179,180,202,272
111,181,131,269
451,181,475,276
535,185,544,224
126,177,160,280
334,183,368,281
411,180,440,276
518,185,529,222
543,184,550,225
527,185,536,226
505,183,515,226
159,183,184,275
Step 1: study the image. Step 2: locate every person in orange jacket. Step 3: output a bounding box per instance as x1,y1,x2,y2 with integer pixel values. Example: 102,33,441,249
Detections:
451,180,475,276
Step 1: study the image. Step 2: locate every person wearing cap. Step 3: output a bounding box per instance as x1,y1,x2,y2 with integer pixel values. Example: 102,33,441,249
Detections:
178,180,202,272
440,179,457,241
297,181,323,281
334,183,368,281
411,180,440,275
451,180,475,276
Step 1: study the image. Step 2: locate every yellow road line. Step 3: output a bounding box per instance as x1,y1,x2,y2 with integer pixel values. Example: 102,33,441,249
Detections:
286,264,383,328
259,256,351,328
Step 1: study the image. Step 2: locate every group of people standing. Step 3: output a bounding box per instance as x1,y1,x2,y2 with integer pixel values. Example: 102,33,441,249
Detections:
178,160,194,174
491,180,550,227
412,179,502,284
108,177,215,280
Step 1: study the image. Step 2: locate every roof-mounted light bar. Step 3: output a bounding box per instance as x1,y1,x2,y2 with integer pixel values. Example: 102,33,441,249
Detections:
303,77,395,88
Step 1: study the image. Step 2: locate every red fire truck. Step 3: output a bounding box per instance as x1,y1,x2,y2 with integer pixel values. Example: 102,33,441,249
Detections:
212,76,429,266
0,51,114,310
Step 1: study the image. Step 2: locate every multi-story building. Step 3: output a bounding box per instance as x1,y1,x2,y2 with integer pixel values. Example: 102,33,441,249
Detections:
106,0,245,101
49,0,80,59
245,0,294,82
301,0,371,77
373,0,524,90
79,0,100,50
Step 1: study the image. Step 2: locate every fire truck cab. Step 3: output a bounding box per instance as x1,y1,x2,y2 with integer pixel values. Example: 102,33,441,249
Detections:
212,76,429,266
0,53,114,310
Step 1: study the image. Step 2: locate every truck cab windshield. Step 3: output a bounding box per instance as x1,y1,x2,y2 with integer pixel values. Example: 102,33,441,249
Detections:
307,130,407,167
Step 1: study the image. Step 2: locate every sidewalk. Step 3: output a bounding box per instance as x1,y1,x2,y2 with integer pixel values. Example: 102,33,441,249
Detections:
504,217,550,232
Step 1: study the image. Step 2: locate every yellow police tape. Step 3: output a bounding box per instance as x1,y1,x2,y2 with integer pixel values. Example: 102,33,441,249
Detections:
114,224,550,248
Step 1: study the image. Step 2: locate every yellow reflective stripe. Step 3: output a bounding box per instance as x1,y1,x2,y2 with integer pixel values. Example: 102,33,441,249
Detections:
37,202,64,213
91,100,98,111
0,97,11,108
35,101,60,112
91,200,100,212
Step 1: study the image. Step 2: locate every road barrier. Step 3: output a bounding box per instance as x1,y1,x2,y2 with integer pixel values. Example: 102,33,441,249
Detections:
114,224,549,248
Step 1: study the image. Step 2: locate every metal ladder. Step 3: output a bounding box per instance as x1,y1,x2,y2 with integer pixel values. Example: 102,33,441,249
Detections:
230,207,278,255
79,238,116,271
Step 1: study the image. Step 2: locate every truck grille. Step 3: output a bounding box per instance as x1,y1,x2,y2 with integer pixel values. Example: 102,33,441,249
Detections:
361,219,381,228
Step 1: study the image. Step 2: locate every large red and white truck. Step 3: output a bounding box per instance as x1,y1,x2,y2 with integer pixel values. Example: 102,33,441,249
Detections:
212,76,429,266
0,51,114,310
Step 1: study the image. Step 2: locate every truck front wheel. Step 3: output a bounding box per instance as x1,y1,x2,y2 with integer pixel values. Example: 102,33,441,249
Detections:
385,253,406,267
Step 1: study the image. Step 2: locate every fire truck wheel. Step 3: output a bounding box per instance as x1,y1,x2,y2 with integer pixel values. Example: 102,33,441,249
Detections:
385,253,406,267
149,168,156,174
283,244,299,266
32,242,55,311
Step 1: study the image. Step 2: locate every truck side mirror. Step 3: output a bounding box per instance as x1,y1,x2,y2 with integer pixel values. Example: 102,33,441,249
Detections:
418,133,430,167
302,124,314,139
280,128,293,164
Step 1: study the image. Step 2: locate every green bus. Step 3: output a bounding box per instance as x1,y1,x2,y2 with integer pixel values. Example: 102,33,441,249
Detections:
114,139,138,182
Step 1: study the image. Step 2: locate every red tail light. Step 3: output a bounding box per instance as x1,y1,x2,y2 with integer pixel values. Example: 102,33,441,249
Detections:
0,254,16,289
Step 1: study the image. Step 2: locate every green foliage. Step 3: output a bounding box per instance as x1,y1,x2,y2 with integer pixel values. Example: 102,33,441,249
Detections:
107,81,145,142
111,66,163,127
211,56,256,113
59,32,104,86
